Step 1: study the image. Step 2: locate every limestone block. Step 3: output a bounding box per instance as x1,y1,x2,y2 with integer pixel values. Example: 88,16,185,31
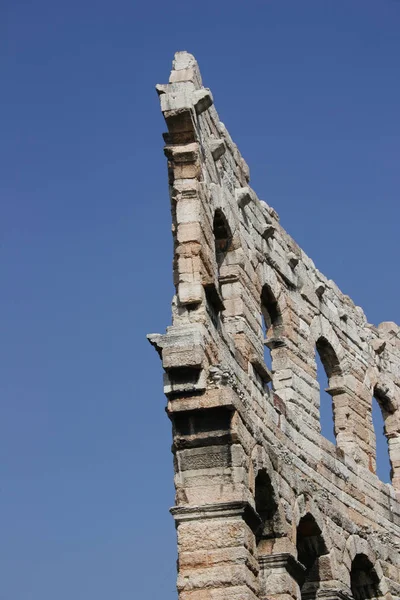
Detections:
193,89,213,114
177,222,203,244
160,84,196,113
209,139,226,161
169,68,197,83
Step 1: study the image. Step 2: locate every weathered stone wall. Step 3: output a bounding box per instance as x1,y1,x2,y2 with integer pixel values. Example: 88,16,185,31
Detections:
148,52,400,600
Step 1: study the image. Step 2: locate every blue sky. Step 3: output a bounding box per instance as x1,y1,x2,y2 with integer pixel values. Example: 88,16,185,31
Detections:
1,1,399,598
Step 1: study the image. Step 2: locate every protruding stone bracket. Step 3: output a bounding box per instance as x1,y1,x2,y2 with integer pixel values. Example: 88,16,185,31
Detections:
209,139,226,161
147,333,163,358
258,552,306,586
171,500,261,532
325,385,347,397
163,367,206,396
193,88,213,114
236,186,253,208
262,224,276,241
163,107,197,144
264,336,287,350
164,142,199,163
288,251,300,269
155,83,168,96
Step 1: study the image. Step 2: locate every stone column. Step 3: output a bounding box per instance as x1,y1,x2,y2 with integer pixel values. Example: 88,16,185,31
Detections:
172,502,260,600
258,553,304,600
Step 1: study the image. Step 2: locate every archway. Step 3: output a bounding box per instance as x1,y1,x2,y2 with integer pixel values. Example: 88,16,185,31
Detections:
213,208,232,271
296,513,329,600
351,553,381,600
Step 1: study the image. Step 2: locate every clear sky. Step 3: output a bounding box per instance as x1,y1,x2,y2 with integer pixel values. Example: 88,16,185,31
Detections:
1,1,399,598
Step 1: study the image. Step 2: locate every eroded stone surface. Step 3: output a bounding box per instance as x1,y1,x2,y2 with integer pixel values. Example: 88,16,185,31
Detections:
149,51,400,600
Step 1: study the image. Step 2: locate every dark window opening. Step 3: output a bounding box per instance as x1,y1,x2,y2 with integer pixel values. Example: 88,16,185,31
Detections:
351,554,381,600
372,392,392,484
255,470,277,520
173,407,232,437
204,284,224,329
296,514,328,600
254,470,278,542
261,285,281,332
168,366,201,387
213,209,232,269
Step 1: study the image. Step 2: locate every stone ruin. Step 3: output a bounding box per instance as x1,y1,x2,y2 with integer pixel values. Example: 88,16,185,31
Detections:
148,52,400,600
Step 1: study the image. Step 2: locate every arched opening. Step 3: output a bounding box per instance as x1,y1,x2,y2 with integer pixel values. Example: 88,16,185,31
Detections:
261,284,282,375
254,470,288,600
254,469,279,544
213,209,232,271
296,513,328,600
372,387,393,484
350,554,381,600
205,210,232,329
315,338,341,444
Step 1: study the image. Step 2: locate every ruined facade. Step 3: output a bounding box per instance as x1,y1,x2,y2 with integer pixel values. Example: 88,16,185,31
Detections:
148,52,400,600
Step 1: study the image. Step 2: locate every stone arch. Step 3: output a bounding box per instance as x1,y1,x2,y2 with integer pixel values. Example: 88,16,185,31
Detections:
365,368,398,412
310,315,351,447
345,535,378,567
364,369,400,488
345,536,387,599
250,445,288,544
261,283,283,336
251,446,295,600
258,263,289,321
205,190,244,327
256,265,290,391
310,315,346,370
351,554,383,600
260,282,283,378
213,208,232,270
208,182,243,260
294,501,335,600
294,494,333,555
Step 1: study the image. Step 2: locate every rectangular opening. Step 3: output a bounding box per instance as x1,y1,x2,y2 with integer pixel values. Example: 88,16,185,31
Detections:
204,284,224,329
173,407,232,437
167,367,201,386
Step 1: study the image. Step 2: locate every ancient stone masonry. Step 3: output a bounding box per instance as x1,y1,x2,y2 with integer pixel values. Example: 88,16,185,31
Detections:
148,52,400,600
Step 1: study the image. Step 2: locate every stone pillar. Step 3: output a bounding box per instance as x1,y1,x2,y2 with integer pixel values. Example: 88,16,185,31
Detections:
172,502,260,600
258,553,304,600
